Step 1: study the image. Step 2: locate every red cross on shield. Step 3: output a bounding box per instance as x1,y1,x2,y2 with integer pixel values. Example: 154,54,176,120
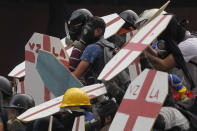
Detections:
109,69,168,131
98,14,172,81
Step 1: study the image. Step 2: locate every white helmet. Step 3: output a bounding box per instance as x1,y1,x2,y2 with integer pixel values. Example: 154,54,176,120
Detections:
135,8,167,29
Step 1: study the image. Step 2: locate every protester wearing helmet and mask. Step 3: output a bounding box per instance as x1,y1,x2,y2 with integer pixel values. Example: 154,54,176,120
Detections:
33,88,91,131
65,8,93,46
0,76,13,131
72,16,106,85
68,8,94,72
59,88,91,130
107,10,139,49
68,8,93,41
5,94,35,131
118,10,139,35
60,88,117,131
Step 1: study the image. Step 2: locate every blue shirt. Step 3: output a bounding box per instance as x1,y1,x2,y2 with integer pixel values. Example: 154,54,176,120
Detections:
80,40,105,85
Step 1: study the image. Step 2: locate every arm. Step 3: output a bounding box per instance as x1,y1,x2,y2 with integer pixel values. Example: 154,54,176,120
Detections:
146,52,177,71
72,60,89,79
72,44,100,79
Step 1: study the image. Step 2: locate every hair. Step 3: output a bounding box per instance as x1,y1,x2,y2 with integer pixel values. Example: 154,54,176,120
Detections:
159,15,186,44
89,16,106,36
158,15,195,89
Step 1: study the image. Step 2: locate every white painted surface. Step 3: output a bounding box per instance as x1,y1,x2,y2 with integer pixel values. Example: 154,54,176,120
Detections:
109,112,129,131
98,15,172,81
8,61,25,78
109,69,168,131
18,84,107,122
132,116,155,131
101,13,125,39
24,33,69,105
72,116,85,131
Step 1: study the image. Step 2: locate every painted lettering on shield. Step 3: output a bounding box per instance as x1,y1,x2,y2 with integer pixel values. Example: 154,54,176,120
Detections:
25,34,68,64
24,33,69,104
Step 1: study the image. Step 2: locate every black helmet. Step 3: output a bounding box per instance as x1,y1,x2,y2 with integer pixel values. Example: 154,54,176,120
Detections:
119,10,139,29
0,76,12,97
6,94,35,112
68,8,93,41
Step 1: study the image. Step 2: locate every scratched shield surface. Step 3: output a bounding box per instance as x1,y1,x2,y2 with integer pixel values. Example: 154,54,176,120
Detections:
24,32,69,105
109,69,168,131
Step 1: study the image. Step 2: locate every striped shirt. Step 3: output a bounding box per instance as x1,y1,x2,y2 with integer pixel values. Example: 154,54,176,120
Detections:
69,46,85,72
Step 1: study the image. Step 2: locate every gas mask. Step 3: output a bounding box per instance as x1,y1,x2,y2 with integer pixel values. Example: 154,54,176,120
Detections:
7,109,24,131
80,24,101,45
157,40,169,59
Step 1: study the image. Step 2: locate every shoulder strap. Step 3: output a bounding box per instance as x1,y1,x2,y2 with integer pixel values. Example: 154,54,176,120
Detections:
96,40,117,64
96,40,115,49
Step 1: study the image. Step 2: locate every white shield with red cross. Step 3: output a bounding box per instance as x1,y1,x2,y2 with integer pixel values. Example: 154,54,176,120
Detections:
8,61,25,78
17,83,106,122
24,32,69,105
98,14,172,81
101,13,125,39
109,69,168,131
72,116,85,131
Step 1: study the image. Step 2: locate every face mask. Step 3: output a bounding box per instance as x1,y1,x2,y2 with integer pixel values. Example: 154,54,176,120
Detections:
7,118,24,131
81,24,100,45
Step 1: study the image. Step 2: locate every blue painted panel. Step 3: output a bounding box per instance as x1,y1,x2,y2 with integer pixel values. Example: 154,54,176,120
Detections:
36,50,82,97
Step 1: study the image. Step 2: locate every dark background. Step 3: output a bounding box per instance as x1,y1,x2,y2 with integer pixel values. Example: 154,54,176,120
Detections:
0,0,197,78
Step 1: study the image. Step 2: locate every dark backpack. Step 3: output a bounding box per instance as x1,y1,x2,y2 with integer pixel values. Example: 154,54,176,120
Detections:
96,40,131,103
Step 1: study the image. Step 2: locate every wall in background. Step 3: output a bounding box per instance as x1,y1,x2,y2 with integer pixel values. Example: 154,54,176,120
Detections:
0,3,197,77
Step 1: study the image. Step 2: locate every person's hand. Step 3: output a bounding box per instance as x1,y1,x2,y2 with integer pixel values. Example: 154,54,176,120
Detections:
145,46,158,56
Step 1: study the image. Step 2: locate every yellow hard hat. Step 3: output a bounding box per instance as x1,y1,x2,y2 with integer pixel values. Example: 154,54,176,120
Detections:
59,88,91,108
